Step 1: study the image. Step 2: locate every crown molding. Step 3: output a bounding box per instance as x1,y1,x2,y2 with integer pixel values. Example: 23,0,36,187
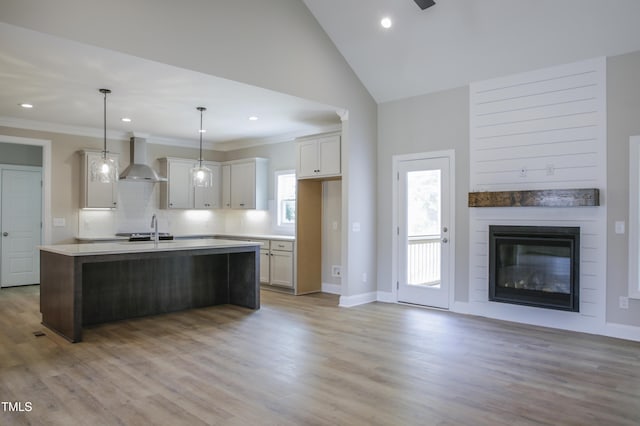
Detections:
211,124,342,152
0,117,341,153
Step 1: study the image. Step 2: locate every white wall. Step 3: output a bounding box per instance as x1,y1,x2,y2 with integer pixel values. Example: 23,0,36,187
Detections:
0,0,378,299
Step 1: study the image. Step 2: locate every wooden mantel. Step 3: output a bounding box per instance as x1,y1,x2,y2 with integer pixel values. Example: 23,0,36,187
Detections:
468,188,600,208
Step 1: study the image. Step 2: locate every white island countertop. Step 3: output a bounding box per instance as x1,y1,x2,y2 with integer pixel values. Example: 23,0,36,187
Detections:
39,238,260,257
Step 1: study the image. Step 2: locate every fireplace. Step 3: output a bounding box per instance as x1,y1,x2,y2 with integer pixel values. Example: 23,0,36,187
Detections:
489,226,580,312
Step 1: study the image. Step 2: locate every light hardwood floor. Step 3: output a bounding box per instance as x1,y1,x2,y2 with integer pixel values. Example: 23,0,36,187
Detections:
1,285,639,425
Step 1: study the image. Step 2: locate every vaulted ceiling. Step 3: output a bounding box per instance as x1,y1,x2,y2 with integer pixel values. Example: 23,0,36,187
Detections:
303,0,640,103
2,1,640,148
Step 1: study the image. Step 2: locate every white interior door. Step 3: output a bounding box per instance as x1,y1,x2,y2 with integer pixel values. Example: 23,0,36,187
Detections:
1,168,42,287
397,156,452,309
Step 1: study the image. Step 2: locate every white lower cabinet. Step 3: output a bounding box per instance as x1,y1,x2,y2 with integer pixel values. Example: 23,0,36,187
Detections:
251,239,294,289
259,247,271,284
270,249,293,287
213,236,295,290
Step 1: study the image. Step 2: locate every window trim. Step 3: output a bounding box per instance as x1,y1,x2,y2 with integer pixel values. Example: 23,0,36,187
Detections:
274,169,296,233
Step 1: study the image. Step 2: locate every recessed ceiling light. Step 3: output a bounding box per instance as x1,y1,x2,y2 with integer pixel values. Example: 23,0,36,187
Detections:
20,103,34,109
199,129,207,133
248,116,259,121
121,117,132,122
380,17,392,29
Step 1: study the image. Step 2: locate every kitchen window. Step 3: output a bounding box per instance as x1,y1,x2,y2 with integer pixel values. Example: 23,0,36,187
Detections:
275,170,296,230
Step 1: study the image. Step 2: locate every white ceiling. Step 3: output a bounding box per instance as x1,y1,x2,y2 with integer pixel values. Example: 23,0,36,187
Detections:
303,0,640,103
0,23,341,149
4,1,640,146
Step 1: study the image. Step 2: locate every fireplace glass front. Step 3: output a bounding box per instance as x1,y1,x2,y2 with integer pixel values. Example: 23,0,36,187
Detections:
489,226,579,312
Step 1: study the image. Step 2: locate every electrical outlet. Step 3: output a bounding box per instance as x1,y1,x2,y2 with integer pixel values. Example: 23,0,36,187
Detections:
619,296,629,309
331,265,342,277
362,273,367,283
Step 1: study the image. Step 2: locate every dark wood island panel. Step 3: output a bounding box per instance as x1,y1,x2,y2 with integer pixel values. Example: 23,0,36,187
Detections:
40,243,259,342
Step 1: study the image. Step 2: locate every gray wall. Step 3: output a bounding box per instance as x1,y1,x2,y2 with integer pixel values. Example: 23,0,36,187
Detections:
0,0,378,298
0,142,42,166
223,141,296,201
378,50,640,328
378,87,469,301
606,50,640,325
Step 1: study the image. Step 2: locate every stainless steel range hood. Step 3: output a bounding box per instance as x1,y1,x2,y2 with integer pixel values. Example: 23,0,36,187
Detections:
119,137,167,182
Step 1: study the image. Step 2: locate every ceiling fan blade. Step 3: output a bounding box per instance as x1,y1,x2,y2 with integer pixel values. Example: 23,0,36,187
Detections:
414,0,436,10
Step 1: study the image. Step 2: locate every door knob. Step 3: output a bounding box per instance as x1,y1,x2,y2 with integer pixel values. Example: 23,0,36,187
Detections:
442,237,448,243
2,232,8,237
443,227,448,232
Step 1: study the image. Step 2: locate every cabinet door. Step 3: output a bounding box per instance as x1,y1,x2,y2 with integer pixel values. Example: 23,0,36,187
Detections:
84,152,118,208
221,164,231,209
270,250,293,288
317,135,341,176
194,163,220,208
297,140,319,178
260,249,270,284
230,162,256,209
167,160,193,209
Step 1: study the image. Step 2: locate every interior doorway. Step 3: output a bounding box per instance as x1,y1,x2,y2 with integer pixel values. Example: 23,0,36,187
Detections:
0,136,52,287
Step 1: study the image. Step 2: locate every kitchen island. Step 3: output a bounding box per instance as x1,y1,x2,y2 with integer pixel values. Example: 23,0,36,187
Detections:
39,239,260,342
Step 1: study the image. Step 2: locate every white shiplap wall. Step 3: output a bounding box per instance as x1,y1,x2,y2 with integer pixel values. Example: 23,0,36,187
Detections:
467,58,607,333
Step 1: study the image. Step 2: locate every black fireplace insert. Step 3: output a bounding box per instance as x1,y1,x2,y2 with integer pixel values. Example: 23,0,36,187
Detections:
489,225,580,312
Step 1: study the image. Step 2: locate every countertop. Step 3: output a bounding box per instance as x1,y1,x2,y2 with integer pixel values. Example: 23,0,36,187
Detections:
39,238,260,257
75,233,295,242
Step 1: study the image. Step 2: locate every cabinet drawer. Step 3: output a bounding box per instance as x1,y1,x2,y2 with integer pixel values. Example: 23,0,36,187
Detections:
271,240,293,251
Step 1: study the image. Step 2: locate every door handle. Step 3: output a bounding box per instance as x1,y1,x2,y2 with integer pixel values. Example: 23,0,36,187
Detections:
442,237,448,243
2,232,8,237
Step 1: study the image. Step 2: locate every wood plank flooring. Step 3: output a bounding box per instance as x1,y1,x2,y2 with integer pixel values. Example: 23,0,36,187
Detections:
1,285,639,425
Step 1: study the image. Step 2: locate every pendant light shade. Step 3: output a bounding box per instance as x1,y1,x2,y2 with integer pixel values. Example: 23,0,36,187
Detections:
90,89,118,183
191,106,213,188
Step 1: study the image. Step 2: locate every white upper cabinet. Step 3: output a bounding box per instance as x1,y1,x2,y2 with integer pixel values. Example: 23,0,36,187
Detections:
221,158,268,210
296,133,341,179
160,158,221,209
221,164,231,209
194,163,221,209
80,150,119,209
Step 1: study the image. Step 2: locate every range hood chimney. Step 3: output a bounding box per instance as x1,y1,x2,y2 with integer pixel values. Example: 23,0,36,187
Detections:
118,137,167,182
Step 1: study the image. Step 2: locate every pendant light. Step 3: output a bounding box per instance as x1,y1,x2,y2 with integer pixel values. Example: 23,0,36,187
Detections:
90,88,118,183
191,106,213,187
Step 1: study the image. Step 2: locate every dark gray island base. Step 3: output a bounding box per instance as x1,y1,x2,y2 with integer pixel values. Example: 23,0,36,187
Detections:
39,240,260,342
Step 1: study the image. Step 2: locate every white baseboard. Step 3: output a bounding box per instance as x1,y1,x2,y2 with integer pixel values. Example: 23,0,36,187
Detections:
451,301,640,342
322,282,341,295
603,322,640,342
339,291,377,307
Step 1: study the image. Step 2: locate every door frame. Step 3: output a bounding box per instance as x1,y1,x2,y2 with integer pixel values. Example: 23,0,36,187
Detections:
0,135,52,246
391,149,455,308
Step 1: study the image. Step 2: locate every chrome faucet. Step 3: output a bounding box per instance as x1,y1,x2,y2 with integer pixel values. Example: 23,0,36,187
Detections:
151,213,159,246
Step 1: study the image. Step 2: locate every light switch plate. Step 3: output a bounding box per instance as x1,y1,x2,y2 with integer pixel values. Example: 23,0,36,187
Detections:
615,221,625,234
53,217,66,227
352,222,360,232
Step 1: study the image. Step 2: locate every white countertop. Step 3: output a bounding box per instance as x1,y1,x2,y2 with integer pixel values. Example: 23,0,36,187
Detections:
40,238,260,257
76,233,295,242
